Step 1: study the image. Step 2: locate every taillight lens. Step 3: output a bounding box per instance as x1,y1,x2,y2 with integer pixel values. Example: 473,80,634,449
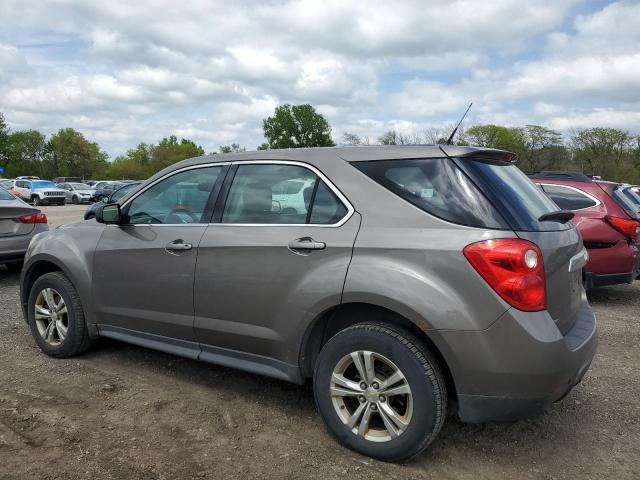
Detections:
19,213,48,224
464,239,546,312
606,215,640,240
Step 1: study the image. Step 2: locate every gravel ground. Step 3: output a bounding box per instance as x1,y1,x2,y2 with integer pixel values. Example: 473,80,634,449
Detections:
0,205,638,479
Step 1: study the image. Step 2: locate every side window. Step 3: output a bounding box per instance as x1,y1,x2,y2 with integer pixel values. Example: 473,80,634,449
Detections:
221,163,349,225
542,185,597,211
222,164,316,224
310,181,348,224
126,166,222,225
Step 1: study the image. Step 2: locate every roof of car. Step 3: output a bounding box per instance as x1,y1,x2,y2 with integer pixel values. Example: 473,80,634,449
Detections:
173,145,512,167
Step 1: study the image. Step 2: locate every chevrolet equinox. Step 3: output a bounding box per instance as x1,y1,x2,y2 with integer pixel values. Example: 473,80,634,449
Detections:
20,146,597,462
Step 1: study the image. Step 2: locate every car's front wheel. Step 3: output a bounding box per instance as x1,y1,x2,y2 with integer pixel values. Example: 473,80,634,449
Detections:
32,196,41,206
27,272,93,358
314,323,447,462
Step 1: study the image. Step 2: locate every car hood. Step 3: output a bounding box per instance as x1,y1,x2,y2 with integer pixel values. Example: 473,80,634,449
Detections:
34,188,66,193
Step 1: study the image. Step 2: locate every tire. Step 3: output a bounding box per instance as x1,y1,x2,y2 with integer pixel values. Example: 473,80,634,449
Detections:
4,261,23,272
314,323,447,462
72,195,79,204
27,272,93,358
32,196,41,206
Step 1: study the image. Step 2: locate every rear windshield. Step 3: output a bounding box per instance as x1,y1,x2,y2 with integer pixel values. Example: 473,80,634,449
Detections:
354,158,509,229
458,158,570,231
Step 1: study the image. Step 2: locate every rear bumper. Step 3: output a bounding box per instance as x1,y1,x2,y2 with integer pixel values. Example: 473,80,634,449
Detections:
436,295,597,423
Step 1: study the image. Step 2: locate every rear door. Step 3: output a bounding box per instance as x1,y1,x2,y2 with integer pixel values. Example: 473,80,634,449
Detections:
459,159,585,334
193,161,359,368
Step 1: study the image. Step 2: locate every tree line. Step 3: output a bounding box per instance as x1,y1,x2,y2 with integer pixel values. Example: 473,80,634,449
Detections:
1,107,639,183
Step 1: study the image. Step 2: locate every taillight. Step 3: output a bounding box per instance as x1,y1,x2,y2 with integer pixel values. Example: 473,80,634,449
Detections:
19,213,48,224
463,239,546,312
606,215,640,240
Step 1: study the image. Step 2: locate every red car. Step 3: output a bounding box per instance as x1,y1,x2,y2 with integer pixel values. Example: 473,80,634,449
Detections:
531,171,640,289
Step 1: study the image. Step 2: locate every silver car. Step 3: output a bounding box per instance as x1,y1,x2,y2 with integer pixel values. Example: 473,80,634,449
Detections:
57,182,94,204
0,188,48,271
19,146,597,461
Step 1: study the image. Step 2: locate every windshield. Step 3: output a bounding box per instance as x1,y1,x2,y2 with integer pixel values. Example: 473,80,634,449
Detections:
31,180,57,189
458,158,569,231
71,183,90,189
111,183,139,202
0,188,14,200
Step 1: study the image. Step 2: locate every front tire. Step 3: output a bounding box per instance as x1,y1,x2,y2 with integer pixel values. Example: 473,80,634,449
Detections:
32,196,41,206
314,323,447,462
27,272,93,358
72,195,79,204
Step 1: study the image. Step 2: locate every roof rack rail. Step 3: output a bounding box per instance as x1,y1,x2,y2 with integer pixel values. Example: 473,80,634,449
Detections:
525,171,593,182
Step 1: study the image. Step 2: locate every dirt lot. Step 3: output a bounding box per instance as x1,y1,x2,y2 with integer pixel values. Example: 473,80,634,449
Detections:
0,205,638,479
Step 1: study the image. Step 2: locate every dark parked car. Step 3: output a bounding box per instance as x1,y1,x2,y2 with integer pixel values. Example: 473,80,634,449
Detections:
20,147,596,461
84,182,141,220
531,172,640,289
0,187,48,271
91,182,128,202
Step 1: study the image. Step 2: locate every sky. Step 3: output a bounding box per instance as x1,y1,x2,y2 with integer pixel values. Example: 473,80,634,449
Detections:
0,0,639,157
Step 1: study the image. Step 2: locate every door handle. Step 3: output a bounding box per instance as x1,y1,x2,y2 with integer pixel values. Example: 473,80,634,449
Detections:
288,237,326,252
165,239,193,252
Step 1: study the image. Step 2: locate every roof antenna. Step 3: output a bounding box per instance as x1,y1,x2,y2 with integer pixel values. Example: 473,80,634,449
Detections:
445,102,472,145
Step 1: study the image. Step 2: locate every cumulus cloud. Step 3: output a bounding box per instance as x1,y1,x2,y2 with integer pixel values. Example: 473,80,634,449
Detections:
0,0,637,156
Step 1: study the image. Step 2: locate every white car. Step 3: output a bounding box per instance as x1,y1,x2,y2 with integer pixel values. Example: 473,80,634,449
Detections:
13,179,67,206
57,182,94,204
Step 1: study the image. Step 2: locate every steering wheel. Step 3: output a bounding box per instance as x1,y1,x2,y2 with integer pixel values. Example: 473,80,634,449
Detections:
166,206,199,224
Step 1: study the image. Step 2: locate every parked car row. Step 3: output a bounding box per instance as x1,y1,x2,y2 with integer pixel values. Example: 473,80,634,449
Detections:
0,178,139,205
18,146,599,462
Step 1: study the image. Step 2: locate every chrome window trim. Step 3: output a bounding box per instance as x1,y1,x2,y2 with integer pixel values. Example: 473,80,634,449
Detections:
119,159,354,228
539,183,601,211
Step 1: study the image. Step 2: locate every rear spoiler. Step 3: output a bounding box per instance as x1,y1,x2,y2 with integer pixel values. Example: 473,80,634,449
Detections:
439,146,518,164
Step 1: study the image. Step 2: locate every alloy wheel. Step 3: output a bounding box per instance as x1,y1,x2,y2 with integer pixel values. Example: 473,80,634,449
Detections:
330,350,413,442
34,288,69,346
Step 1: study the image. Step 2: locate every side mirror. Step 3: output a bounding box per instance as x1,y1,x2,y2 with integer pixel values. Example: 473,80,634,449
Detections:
96,203,122,224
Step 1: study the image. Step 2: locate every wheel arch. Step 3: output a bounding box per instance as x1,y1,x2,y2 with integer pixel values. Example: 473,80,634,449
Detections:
21,255,69,321
298,302,457,402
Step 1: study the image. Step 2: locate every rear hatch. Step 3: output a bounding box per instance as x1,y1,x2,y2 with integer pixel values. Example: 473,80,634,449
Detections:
0,194,38,237
455,152,585,334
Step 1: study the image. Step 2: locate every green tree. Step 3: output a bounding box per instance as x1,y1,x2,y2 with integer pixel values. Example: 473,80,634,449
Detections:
464,124,524,153
262,104,335,149
2,130,50,178
150,135,205,172
219,143,245,154
107,143,152,180
515,125,566,171
49,128,108,179
570,128,635,179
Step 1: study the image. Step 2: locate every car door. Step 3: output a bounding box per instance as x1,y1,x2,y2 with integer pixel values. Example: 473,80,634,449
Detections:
193,161,360,373
14,181,29,200
92,164,227,347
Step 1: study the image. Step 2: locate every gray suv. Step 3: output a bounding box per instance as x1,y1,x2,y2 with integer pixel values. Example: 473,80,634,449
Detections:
20,146,597,462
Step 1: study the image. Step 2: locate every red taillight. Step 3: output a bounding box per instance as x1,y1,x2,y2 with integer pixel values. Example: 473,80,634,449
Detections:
606,215,640,240
463,239,546,312
19,213,48,224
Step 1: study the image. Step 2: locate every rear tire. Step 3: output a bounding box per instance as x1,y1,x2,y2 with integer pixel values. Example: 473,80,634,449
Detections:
314,323,447,462
72,195,79,204
27,272,93,358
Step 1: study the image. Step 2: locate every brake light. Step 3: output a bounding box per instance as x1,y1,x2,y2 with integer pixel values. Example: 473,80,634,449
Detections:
464,239,546,312
606,216,640,240
19,213,48,224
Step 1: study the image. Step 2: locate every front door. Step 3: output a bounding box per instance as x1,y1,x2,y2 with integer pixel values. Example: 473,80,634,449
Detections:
193,162,360,370
93,165,226,344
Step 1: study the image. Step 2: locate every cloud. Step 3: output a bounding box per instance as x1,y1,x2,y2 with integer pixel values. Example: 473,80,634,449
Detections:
0,0,637,158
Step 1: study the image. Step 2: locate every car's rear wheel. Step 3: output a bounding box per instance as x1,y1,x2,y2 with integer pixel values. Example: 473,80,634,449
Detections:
72,195,79,204
314,323,447,462
27,272,93,358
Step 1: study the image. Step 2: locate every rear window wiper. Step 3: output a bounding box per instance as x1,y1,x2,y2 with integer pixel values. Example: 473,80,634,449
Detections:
538,210,574,224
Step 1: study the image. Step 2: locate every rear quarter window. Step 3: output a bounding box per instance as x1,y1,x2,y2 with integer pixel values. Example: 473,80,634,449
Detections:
354,158,509,229
540,184,598,211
